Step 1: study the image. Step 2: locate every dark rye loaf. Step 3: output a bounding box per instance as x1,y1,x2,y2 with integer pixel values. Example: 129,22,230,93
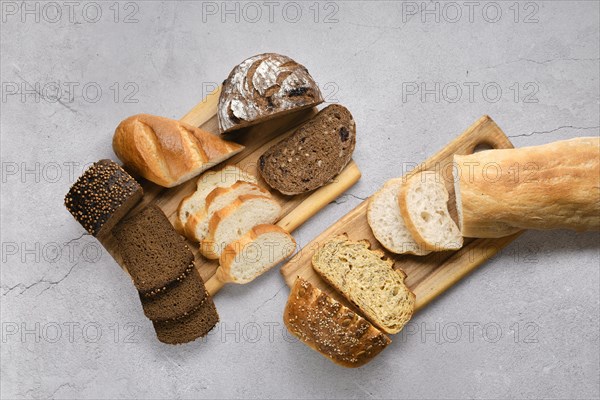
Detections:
153,294,219,344
140,269,207,322
114,205,194,295
258,104,356,195
64,159,143,237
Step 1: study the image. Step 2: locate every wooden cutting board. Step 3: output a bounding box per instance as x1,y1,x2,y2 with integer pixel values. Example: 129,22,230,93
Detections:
281,115,523,312
98,87,361,294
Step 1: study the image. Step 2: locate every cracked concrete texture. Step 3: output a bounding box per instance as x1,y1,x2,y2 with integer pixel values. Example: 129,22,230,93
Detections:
1,1,599,399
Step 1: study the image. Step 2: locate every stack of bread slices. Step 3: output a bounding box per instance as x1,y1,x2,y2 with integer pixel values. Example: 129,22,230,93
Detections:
177,165,296,284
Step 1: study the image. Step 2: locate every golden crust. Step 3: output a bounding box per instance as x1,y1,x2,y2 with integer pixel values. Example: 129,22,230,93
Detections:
283,277,391,368
454,137,600,238
112,114,244,188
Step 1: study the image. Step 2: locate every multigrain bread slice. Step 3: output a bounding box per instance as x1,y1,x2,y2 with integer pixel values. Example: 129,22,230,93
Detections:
152,293,219,344
64,159,143,237
188,181,270,242
399,172,463,251
140,269,207,322
284,277,391,368
176,165,257,236
367,178,430,256
312,235,415,334
114,205,194,295
258,104,356,195
200,195,281,259
217,225,296,284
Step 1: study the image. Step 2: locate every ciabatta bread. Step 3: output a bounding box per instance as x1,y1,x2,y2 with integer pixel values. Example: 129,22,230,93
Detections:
454,137,600,238
399,172,463,251
217,225,296,284
200,195,281,259
188,181,270,242
284,277,391,368
367,178,430,256
258,104,356,195
218,53,323,134
113,114,244,188
176,165,256,236
312,235,415,334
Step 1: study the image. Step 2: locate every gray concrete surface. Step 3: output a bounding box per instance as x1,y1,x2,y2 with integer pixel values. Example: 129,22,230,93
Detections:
1,1,599,399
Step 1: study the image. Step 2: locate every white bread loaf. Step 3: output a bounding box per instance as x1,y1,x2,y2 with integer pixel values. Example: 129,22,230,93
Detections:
454,137,600,238
113,114,244,188
200,195,281,259
399,172,463,251
188,181,270,242
217,224,296,284
176,166,256,236
367,178,430,256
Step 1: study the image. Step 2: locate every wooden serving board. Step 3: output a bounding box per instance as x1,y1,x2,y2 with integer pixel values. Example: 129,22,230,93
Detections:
98,87,361,294
281,115,523,312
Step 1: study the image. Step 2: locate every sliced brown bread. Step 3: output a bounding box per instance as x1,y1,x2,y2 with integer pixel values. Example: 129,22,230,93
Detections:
284,277,391,368
153,294,219,344
312,235,415,334
64,159,143,237
140,269,207,322
114,205,194,295
258,104,356,195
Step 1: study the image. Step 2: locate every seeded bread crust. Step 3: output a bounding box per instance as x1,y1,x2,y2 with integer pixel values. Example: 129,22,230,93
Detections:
258,104,356,195
140,269,208,322
153,293,219,345
218,53,324,134
312,235,415,334
284,277,391,368
114,205,194,294
64,159,143,237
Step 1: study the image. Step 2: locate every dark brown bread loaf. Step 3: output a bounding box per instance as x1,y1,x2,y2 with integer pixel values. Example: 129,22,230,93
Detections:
140,269,207,322
153,294,219,344
218,53,323,134
258,104,356,195
113,205,194,295
64,159,143,236
284,277,391,368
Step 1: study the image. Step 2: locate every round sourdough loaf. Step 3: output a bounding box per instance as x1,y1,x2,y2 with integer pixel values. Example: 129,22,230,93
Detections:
218,53,323,134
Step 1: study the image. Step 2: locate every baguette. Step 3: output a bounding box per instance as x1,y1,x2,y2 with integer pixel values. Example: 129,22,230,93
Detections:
454,137,600,238
284,277,391,368
399,172,463,251
113,114,244,188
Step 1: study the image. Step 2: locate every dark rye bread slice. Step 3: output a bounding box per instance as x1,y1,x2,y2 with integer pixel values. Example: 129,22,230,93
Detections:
153,294,219,344
64,159,143,237
258,104,356,195
114,205,194,295
140,269,207,322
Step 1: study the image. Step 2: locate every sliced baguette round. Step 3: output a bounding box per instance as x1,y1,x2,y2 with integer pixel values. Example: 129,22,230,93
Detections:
284,277,391,368
217,224,296,284
399,172,463,251
200,195,281,259
176,165,256,237
367,178,430,256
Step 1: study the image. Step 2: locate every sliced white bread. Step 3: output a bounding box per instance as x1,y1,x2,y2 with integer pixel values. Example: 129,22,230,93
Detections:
200,195,281,259
367,178,430,256
312,235,415,334
217,224,296,284
399,172,463,251
187,181,270,242
176,165,257,236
